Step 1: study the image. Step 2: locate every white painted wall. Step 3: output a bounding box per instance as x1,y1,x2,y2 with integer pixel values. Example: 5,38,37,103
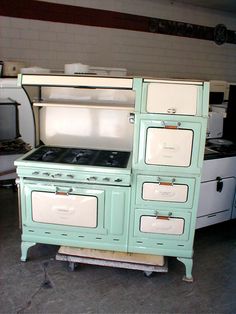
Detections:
0,0,236,80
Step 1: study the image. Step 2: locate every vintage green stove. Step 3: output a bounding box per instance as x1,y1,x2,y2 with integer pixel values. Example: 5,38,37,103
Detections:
15,74,209,281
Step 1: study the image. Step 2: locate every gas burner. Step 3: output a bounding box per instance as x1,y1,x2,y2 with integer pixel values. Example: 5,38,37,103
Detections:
95,151,130,168
25,146,64,162
62,149,98,165
41,150,59,162
23,146,130,168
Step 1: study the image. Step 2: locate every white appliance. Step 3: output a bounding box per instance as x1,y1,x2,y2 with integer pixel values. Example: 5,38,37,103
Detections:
207,80,228,139
0,78,34,181
207,111,224,139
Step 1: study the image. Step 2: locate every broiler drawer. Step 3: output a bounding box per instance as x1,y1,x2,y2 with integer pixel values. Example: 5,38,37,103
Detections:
133,209,191,241
140,216,184,235
136,175,196,209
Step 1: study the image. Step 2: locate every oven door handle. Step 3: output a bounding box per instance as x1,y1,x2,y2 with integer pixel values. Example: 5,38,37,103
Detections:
55,187,73,195
162,121,181,129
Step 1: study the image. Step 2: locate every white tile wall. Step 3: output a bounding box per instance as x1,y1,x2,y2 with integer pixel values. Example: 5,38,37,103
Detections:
1,0,236,80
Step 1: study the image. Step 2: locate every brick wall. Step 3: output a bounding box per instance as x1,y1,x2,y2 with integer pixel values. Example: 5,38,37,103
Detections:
1,0,236,81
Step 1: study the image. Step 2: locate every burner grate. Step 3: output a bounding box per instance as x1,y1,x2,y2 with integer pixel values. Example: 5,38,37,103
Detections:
25,147,64,162
94,151,130,168
24,146,130,168
62,149,99,165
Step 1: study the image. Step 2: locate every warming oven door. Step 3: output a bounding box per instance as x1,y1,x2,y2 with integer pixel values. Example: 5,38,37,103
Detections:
141,81,202,115
134,117,204,174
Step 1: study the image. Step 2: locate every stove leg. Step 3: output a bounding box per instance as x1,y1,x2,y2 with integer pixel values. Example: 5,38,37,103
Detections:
177,257,193,282
21,241,36,261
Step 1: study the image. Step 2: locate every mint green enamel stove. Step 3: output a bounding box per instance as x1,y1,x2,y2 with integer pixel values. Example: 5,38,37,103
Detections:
15,75,209,281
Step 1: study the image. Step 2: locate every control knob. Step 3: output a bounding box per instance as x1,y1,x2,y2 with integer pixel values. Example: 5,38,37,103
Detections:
114,178,122,182
66,174,74,179
87,176,97,181
32,171,39,176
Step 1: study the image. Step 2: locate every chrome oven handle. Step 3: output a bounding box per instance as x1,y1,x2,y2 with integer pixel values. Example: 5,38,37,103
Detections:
156,177,176,186
162,121,181,129
55,187,72,195
155,211,172,220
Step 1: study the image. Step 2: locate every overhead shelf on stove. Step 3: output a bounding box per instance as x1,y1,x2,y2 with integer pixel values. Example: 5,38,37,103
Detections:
33,100,134,110
19,74,133,89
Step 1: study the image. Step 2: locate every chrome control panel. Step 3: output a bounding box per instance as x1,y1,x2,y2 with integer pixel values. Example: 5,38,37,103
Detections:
17,167,130,186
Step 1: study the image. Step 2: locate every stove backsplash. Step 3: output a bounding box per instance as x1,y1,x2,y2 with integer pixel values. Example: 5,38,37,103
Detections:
38,105,134,151
30,86,135,151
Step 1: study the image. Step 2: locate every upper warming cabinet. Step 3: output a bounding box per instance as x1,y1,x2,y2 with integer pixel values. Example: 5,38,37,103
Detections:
140,79,209,117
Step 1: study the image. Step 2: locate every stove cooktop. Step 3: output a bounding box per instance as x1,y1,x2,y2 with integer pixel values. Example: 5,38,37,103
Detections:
24,146,130,168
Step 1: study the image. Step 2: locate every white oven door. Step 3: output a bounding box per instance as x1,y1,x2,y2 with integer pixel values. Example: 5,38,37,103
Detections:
146,127,193,167
142,182,188,203
32,191,97,227
140,216,184,235
135,118,204,173
135,175,196,209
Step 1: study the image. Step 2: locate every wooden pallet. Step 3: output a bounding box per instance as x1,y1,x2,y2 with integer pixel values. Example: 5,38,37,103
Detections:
56,247,168,276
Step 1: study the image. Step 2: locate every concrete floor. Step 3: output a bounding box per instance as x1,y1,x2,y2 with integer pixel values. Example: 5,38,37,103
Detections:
0,186,236,314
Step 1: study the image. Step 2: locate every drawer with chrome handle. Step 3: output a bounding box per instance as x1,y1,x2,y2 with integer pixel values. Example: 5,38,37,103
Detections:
135,174,197,209
133,208,191,241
